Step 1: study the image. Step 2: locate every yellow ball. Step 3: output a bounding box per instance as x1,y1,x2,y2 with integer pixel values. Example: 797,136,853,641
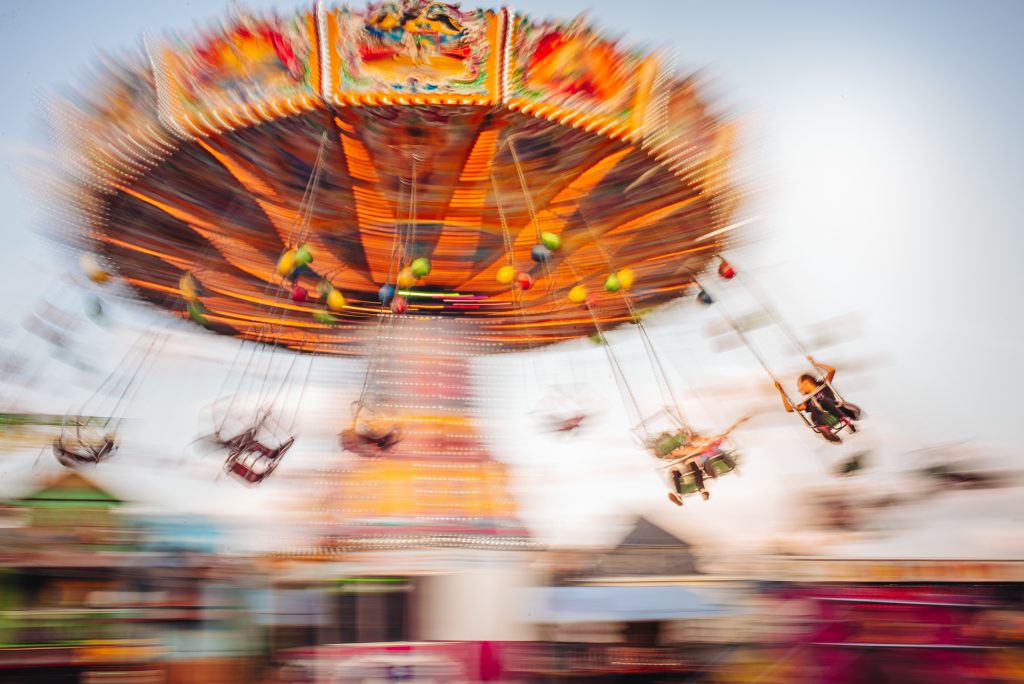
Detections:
80,254,110,284
496,265,517,285
397,267,417,289
276,249,297,277
617,268,636,290
568,284,587,303
179,273,198,300
326,289,347,311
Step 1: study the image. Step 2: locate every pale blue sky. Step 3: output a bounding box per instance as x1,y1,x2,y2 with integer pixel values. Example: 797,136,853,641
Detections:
0,1,1022,553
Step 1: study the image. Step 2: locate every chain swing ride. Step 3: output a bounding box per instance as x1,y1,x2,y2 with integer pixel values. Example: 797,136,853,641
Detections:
49,2,865,502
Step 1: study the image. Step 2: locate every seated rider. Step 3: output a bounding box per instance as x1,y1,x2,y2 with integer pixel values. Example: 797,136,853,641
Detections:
652,416,747,461
667,455,723,506
774,356,862,442
663,418,747,506
667,463,706,506
693,436,737,478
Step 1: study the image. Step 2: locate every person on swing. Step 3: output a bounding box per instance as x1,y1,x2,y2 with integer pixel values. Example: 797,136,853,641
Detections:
664,418,746,506
667,461,708,506
774,356,862,442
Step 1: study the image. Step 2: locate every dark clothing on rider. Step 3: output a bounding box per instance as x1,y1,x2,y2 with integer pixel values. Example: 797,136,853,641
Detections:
688,460,706,492
804,384,861,427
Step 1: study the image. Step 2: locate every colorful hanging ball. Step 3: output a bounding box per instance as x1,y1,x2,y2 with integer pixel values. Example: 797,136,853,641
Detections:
697,289,714,305
276,249,297,277
531,244,551,263
540,231,562,251
313,310,339,325
617,268,636,290
604,273,622,293
326,289,347,311
496,265,517,285
516,272,534,291
410,257,432,278
397,267,417,289
717,259,736,280
291,284,309,302
378,284,396,305
187,300,209,326
179,272,200,300
568,284,588,304
294,244,314,266
80,254,110,284
390,295,408,314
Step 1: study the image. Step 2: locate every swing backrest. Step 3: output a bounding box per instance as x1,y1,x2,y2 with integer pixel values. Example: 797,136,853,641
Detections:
707,451,738,476
797,378,846,406
252,414,293,451
635,406,689,447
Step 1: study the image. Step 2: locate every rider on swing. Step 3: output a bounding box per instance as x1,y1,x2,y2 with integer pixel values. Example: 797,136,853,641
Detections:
662,417,747,506
774,356,862,443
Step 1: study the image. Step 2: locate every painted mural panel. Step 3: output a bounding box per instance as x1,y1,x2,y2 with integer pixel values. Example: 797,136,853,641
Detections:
505,14,658,139
153,10,319,136
324,1,502,105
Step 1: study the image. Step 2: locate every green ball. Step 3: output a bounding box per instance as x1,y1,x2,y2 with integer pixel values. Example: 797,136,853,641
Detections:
411,257,432,278
604,273,621,293
187,300,209,326
540,232,562,251
294,244,313,266
313,310,339,326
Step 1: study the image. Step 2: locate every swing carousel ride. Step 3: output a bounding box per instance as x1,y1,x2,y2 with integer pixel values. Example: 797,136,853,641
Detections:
47,1,843,512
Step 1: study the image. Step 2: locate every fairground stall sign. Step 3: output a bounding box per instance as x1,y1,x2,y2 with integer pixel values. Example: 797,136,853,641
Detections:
765,558,1024,583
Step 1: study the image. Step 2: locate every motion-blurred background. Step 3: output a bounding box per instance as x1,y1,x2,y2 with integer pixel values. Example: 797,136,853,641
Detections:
0,1,1022,682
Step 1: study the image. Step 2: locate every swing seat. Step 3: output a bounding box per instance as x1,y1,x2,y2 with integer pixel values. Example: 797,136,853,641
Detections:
651,431,687,457
52,425,118,467
341,406,403,456
704,451,739,477
224,437,292,485
809,415,853,442
340,426,401,456
672,469,702,496
206,403,269,452
533,386,590,435
555,414,586,432
215,425,261,451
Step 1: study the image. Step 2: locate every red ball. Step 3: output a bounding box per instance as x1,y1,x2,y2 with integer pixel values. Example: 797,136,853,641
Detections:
391,295,408,314
516,272,534,291
717,260,736,280
291,285,308,302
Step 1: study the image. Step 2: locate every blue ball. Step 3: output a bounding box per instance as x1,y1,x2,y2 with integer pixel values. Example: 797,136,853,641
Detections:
531,244,551,263
379,284,396,305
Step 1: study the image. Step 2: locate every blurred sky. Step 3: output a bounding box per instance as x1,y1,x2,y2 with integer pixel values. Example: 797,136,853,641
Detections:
0,1,1022,558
